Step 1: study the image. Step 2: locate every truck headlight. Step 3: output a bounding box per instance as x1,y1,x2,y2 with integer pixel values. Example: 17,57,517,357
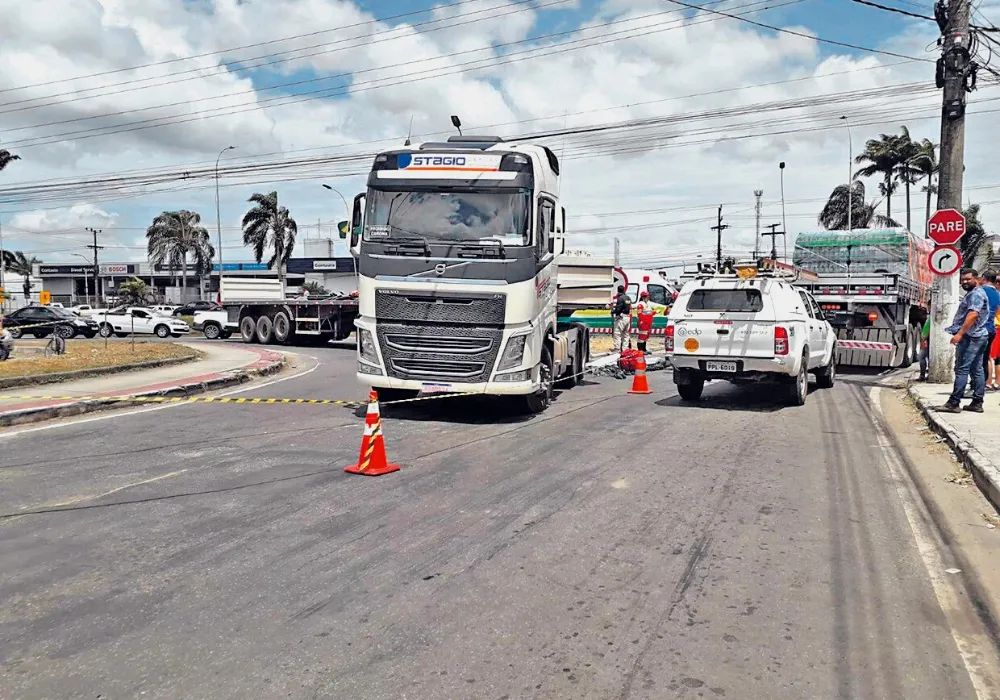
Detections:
497,333,528,371
358,328,378,364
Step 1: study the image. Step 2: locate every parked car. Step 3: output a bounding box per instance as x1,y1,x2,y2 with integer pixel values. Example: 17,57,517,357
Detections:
151,305,179,316
666,272,837,406
92,307,190,338
173,301,221,316
1,305,100,339
192,309,236,340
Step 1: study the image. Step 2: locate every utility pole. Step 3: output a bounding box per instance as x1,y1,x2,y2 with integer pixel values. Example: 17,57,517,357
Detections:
711,205,729,269
753,190,763,259
86,227,103,305
929,0,972,382
762,223,783,260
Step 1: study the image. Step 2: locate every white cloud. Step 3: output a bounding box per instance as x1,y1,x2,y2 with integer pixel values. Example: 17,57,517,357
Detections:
0,0,997,270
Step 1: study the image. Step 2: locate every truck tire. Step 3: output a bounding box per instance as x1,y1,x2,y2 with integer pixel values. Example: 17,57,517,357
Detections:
273,311,292,344
522,346,554,414
240,316,257,343
256,315,274,344
677,379,704,401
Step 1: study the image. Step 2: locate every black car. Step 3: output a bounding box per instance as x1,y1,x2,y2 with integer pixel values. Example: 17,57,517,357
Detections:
173,300,221,316
1,305,100,339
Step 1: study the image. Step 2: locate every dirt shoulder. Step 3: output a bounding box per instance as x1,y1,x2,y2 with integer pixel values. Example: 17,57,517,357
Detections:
0,341,201,388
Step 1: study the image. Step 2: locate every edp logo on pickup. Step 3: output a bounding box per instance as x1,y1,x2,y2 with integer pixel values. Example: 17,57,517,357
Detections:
398,154,467,168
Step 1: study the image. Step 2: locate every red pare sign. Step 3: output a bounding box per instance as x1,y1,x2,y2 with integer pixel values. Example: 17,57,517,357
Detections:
927,208,967,246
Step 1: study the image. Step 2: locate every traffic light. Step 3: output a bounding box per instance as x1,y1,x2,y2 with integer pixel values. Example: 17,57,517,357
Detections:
337,221,349,239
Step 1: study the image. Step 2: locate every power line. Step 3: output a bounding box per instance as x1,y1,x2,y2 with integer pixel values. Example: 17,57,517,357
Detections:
845,0,935,21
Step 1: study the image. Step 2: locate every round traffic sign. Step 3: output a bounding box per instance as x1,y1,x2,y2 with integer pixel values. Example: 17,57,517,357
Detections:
928,208,967,246
928,245,963,277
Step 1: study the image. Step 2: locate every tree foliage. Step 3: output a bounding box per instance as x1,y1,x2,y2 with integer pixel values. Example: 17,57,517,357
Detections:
818,181,899,231
241,191,298,281
2,250,40,300
0,149,19,173
117,277,151,307
146,210,214,297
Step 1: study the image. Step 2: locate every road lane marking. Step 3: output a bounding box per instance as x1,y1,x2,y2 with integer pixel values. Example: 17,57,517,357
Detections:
869,386,1000,700
0,353,322,440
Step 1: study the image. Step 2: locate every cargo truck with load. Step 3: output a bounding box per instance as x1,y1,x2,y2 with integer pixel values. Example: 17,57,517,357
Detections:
791,228,932,368
347,132,615,413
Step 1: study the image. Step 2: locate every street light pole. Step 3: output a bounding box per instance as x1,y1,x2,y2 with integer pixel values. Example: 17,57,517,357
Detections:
779,162,787,261
216,146,236,300
72,253,90,306
841,116,852,232
322,183,357,276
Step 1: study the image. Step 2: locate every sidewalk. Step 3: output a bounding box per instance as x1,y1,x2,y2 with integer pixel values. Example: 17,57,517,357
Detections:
908,380,1000,512
0,343,285,426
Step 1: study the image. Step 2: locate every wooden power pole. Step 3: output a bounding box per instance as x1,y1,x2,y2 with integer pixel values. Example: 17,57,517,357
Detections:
928,0,971,382
711,205,728,270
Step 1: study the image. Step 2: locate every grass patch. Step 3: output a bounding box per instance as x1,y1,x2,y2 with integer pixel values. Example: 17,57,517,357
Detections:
0,341,200,380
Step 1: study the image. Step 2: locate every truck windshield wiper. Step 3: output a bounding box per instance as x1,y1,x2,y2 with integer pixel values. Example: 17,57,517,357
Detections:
386,234,430,256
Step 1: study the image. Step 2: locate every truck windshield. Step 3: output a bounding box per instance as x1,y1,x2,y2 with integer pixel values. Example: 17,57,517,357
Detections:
688,289,764,312
364,188,531,245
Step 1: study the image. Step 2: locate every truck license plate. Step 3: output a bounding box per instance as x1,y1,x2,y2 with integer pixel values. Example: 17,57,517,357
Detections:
706,361,737,372
420,382,454,394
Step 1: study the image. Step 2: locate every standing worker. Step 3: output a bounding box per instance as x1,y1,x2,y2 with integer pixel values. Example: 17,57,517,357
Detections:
610,285,632,354
916,306,930,381
939,268,990,414
981,272,1000,391
635,290,656,353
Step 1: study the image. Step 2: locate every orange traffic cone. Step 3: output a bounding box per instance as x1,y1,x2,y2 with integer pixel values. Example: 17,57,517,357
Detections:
628,352,653,395
344,391,401,476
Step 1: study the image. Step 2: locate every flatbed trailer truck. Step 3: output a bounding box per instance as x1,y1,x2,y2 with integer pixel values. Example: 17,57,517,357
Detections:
792,228,932,368
219,277,359,346
347,133,615,413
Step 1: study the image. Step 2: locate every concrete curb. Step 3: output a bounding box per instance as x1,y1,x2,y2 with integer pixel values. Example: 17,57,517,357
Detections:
0,351,201,390
906,383,1000,512
0,354,286,427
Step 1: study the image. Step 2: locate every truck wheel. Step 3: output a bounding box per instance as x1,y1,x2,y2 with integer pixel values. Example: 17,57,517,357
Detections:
787,354,809,406
273,311,292,344
677,379,704,401
816,351,836,389
256,315,274,344
376,388,419,403
523,346,554,414
240,316,257,343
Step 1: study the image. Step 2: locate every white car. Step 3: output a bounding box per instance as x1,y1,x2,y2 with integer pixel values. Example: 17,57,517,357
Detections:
93,307,190,339
193,309,236,340
666,274,837,405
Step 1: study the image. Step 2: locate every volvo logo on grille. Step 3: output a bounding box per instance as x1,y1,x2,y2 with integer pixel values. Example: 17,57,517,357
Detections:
434,263,447,276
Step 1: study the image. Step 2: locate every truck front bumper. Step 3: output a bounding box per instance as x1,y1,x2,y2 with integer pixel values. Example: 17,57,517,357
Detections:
357,364,538,396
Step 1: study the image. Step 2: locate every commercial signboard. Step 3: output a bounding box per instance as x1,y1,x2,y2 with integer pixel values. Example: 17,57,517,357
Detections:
38,265,93,276
99,263,136,275
285,257,354,274
210,262,270,272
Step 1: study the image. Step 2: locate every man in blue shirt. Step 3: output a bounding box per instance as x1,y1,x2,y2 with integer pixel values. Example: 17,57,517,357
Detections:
981,272,1000,390
941,268,991,413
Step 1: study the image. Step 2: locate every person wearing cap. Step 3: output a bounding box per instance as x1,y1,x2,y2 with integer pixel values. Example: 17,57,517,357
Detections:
635,290,656,353
610,284,632,353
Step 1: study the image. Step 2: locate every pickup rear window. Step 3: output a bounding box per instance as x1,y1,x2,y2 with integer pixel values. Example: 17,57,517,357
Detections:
688,289,764,312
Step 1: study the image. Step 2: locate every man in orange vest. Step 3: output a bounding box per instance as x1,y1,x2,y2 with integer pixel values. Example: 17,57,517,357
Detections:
635,290,656,353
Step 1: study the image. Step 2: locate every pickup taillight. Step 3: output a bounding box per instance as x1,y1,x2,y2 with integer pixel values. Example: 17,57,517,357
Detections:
774,326,789,355
665,324,675,352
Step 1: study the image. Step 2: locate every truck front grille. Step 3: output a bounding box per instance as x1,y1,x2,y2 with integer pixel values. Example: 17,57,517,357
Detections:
375,290,506,325
377,322,502,383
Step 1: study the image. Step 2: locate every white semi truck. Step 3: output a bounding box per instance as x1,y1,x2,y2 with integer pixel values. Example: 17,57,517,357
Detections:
348,134,614,413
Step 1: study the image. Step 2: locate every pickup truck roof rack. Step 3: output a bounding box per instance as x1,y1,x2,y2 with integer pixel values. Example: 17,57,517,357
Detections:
679,258,818,283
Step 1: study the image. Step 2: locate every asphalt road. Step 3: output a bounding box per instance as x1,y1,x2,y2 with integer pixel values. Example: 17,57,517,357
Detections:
0,345,993,699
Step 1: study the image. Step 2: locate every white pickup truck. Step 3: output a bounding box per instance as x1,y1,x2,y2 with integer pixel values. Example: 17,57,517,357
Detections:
192,310,237,340
92,307,191,338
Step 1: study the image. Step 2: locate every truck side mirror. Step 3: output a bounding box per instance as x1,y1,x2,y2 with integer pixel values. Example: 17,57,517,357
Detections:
561,207,566,233
351,193,365,251
548,237,565,256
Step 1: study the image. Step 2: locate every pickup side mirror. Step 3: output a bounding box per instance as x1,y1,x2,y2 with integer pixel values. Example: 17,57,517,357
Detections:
548,237,565,256
351,193,365,251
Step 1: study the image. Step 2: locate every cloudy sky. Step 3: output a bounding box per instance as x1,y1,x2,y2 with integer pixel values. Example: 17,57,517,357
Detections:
0,0,998,271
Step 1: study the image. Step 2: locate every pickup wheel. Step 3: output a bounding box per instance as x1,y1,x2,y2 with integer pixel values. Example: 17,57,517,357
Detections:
787,353,809,406
240,316,257,343
273,311,292,344
816,350,836,389
522,346,554,414
677,379,704,401
98,323,114,338
256,315,274,344
202,322,222,340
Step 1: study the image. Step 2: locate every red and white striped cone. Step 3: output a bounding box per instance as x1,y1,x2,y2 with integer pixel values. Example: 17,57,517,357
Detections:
344,391,400,476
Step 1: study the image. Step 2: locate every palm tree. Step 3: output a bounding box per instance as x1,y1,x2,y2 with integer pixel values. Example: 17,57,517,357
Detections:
3,250,40,301
854,128,911,223
818,181,900,230
0,149,19,172
907,139,938,235
892,127,920,231
241,191,298,283
145,210,214,301
960,203,987,263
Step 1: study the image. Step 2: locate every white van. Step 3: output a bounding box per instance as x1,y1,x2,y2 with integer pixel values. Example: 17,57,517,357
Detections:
666,274,837,405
